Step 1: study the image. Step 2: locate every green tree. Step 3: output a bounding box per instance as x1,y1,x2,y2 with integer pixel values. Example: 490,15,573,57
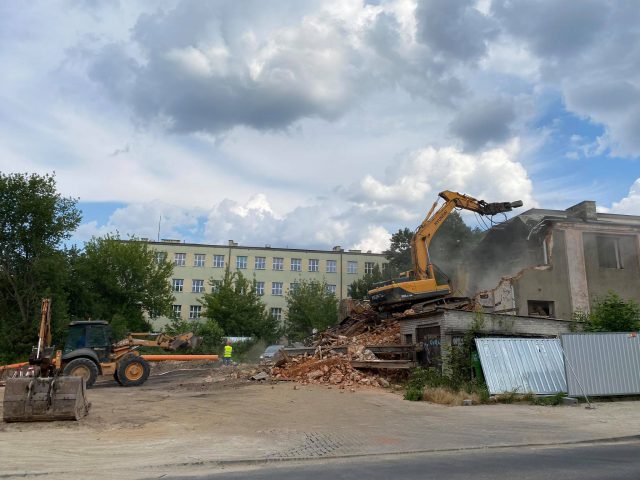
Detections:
285,279,338,342
349,264,384,300
0,172,81,362
164,315,224,354
71,235,175,335
199,267,278,342
585,293,640,332
384,227,413,276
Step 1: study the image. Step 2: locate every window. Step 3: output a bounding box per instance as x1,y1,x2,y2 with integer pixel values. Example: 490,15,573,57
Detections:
192,279,204,293
255,256,266,270
290,282,300,293
528,300,555,318
308,259,319,272
382,262,389,272
236,255,248,269
194,254,205,267
273,257,284,271
155,252,167,264
211,280,222,293
272,282,283,296
597,236,623,269
172,305,182,317
213,255,225,268
270,307,282,322
347,261,358,274
172,279,184,292
255,281,265,296
189,305,202,319
364,262,375,274
291,258,301,271
326,284,336,295
326,259,337,273
174,253,186,266
347,285,353,298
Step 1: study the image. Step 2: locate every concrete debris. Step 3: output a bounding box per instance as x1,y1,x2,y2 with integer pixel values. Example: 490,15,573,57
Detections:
270,303,408,389
250,371,269,381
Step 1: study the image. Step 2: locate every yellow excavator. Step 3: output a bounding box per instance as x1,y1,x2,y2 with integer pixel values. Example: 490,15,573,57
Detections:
368,190,523,311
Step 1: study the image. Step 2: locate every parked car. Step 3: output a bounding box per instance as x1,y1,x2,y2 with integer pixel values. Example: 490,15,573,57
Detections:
259,344,284,364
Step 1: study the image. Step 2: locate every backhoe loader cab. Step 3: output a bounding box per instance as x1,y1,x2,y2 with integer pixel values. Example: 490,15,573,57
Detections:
64,321,113,362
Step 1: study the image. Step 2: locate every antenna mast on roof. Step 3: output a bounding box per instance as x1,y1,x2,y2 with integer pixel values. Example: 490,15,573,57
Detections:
157,215,162,242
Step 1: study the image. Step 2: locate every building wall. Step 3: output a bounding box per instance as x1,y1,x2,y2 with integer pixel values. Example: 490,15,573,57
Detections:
582,232,640,305
147,241,386,328
513,229,574,321
399,309,573,372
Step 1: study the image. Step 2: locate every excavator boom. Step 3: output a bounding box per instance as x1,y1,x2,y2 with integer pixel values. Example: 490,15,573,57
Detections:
369,190,522,310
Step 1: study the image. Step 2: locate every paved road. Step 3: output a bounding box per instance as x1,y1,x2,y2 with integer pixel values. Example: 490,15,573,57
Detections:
163,440,640,480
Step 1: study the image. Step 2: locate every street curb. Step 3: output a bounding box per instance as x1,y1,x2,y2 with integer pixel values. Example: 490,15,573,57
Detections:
157,434,640,470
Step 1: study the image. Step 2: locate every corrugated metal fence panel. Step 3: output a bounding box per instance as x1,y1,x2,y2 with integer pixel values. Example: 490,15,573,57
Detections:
561,333,640,396
475,338,567,395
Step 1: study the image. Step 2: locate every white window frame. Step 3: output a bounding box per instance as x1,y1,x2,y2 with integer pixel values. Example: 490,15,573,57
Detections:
189,305,202,319
255,281,265,296
236,256,248,269
273,257,284,271
211,280,222,293
172,278,184,292
270,307,282,322
192,279,204,293
347,261,358,274
326,260,337,273
194,254,205,267
364,262,375,274
272,282,283,296
155,252,167,264
327,284,337,295
213,255,225,268
174,253,186,267
308,259,319,272
291,258,302,271
172,305,182,317
255,256,266,270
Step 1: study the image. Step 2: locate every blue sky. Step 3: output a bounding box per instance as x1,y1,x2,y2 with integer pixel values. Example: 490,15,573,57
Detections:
3,0,639,251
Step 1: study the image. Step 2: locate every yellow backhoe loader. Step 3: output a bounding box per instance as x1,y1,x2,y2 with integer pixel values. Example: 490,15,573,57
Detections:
368,190,523,311
3,299,201,422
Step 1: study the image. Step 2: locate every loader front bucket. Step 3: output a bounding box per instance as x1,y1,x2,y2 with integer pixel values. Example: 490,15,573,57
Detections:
2,376,90,422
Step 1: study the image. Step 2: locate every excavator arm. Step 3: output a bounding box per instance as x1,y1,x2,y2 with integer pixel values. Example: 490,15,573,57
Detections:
411,191,523,280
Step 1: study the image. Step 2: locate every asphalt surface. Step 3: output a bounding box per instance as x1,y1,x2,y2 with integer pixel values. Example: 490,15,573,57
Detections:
161,440,640,480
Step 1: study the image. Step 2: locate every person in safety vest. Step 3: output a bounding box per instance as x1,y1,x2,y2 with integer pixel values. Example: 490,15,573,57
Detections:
223,340,233,366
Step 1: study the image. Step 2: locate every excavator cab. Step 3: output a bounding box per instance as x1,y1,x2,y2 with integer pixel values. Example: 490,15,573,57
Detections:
64,321,113,363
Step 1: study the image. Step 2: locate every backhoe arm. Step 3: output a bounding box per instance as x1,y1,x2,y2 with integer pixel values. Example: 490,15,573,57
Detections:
125,332,202,351
411,191,523,280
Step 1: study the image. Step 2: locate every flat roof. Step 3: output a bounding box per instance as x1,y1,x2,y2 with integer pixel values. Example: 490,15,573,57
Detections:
143,240,386,256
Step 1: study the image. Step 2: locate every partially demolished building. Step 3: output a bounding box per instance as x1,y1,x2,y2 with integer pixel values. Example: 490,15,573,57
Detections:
467,200,640,320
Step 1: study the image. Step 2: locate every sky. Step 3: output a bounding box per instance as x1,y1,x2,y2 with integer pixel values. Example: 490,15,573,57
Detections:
2,0,639,252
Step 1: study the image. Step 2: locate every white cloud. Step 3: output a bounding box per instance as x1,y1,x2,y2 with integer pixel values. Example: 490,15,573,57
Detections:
609,179,640,215
74,140,535,251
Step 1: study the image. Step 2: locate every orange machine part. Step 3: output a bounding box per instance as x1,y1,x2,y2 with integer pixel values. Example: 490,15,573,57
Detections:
0,362,28,372
141,354,219,362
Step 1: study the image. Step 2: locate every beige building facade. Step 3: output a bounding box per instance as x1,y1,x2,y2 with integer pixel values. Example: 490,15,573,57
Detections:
147,240,386,328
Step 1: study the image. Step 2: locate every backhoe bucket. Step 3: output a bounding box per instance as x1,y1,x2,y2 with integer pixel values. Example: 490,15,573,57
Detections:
3,376,90,422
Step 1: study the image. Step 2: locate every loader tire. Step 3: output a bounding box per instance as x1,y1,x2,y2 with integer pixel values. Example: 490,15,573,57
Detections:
113,370,122,385
63,358,99,388
117,356,150,387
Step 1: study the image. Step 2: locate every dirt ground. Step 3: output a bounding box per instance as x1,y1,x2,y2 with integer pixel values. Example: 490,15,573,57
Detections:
1,363,639,479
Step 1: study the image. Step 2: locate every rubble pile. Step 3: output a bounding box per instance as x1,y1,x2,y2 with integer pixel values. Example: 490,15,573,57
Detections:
270,304,402,389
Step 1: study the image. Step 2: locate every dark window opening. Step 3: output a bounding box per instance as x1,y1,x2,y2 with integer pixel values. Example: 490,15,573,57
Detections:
404,334,413,344
597,236,623,269
528,300,554,318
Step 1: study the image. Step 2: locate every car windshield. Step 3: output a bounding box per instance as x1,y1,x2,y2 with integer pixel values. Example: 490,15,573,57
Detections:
264,345,282,354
